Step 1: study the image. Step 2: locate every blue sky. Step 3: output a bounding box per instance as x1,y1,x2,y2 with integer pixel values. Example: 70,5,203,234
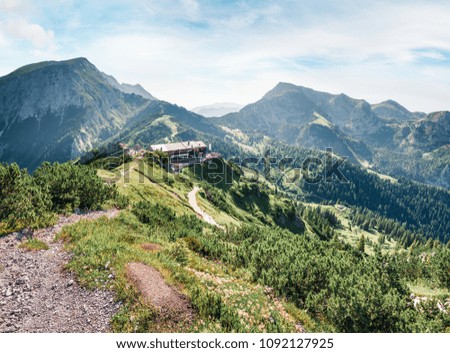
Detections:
1,0,450,112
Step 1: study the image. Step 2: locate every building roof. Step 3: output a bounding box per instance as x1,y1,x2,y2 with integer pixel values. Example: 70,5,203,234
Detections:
150,140,207,153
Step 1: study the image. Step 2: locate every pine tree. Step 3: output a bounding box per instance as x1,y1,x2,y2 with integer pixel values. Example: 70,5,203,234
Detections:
358,234,365,253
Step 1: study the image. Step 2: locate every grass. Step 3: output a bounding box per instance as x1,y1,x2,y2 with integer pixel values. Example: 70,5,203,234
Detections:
58,210,309,332
311,112,333,128
61,159,317,332
367,168,397,183
151,115,178,139
196,191,241,227
58,156,343,332
18,238,49,251
97,169,117,178
111,161,192,215
304,202,399,255
408,283,450,298
58,212,189,332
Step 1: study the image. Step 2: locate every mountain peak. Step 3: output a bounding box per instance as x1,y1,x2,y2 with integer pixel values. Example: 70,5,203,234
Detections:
1,58,99,84
0,58,151,170
371,99,425,121
263,82,305,99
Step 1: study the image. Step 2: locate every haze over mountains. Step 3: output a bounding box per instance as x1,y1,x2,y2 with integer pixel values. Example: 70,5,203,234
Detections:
0,58,449,187
192,102,243,117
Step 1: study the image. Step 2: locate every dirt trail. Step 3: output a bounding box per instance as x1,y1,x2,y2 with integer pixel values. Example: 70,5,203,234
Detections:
0,209,120,333
126,262,194,322
188,186,224,229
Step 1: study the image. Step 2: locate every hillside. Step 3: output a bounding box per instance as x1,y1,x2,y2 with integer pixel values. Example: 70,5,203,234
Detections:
1,154,449,333
371,100,425,122
86,154,450,332
115,100,226,148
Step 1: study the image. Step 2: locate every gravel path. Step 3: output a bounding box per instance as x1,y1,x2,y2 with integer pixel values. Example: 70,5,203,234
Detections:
0,210,120,333
188,186,224,229
126,262,195,323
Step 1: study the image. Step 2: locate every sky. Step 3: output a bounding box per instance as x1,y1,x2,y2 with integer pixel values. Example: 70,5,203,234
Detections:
1,0,450,112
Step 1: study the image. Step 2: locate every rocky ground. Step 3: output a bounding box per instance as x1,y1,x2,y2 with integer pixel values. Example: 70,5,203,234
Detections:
126,262,195,324
0,210,120,333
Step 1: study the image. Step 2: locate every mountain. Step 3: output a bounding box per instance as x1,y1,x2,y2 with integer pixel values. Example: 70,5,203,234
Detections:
214,83,379,163
0,58,150,170
371,100,425,122
111,99,226,149
191,102,243,117
405,111,450,151
0,58,226,171
214,82,450,188
100,73,156,100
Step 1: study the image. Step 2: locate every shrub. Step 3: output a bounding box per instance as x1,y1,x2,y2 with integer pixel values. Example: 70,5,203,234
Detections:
132,201,176,226
166,242,189,266
33,162,117,212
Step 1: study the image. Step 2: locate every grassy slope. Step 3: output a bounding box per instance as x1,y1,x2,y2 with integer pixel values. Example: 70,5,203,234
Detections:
62,157,447,332
303,202,399,255
61,159,316,332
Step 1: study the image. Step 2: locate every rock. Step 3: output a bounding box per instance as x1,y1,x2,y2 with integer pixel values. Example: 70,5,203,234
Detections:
108,274,115,280
5,288,13,297
15,277,28,285
67,280,74,287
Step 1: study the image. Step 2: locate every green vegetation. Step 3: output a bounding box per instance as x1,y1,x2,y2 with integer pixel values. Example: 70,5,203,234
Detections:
94,156,450,332
34,162,117,213
59,209,304,333
18,238,49,251
0,163,54,234
184,159,304,233
0,162,119,235
263,143,450,244
192,223,450,332
3,153,449,333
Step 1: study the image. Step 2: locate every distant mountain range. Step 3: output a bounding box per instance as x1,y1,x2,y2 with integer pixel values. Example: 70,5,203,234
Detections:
192,102,243,117
214,82,450,187
0,59,449,187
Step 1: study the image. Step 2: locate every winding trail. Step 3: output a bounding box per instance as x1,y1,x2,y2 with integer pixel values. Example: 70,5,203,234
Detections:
188,186,224,229
0,209,120,333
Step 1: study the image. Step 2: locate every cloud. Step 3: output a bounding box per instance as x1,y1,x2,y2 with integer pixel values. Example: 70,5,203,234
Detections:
0,0,24,11
1,18,54,48
1,1,450,111
180,0,199,19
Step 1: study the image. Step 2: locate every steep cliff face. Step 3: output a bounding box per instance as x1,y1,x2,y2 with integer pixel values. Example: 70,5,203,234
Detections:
0,58,150,170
